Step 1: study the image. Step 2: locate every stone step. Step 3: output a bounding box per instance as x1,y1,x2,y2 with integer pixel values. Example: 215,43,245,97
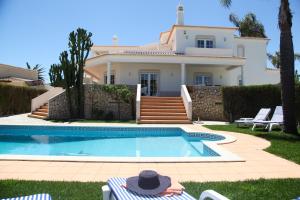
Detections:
141,99,183,103
140,116,188,120
138,119,191,124
141,102,184,106
141,97,182,100
140,109,186,113
141,105,185,109
32,111,48,116
40,105,49,109
141,112,187,116
37,108,48,112
28,114,47,119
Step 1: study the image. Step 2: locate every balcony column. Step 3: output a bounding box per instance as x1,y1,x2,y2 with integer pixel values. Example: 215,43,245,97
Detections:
181,63,186,85
107,61,111,85
240,65,244,86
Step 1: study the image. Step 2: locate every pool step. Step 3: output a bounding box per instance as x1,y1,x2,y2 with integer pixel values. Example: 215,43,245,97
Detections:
28,103,49,120
139,96,191,124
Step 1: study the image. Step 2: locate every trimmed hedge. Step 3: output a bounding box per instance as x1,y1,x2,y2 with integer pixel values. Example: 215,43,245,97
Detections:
0,84,46,116
222,84,300,122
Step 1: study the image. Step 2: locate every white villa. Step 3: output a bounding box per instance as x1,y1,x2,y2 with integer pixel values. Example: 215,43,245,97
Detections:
84,3,279,97
29,3,281,123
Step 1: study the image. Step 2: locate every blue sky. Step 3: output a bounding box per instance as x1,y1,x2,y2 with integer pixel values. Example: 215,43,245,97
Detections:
0,0,299,82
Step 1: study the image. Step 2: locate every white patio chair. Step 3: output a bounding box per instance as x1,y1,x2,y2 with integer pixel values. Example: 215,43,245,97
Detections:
252,106,283,132
1,193,52,200
235,108,271,127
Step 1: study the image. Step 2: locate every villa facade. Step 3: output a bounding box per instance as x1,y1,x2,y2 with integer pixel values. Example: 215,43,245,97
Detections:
84,3,279,97
30,3,280,123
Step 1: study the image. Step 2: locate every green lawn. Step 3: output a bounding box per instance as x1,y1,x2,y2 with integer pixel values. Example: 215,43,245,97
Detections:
0,179,300,200
1,179,300,200
204,124,300,164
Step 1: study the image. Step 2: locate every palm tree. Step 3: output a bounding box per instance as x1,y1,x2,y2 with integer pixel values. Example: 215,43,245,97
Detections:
229,13,266,38
220,0,298,134
219,0,232,8
278,0,298,133
26,62,45,82
267,51,300,69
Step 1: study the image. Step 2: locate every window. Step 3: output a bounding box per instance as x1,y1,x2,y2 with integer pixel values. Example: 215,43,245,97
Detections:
197,40,205,48
206,40,214,48
104,74,115,84
197,39,214,48
237,45,245,57
194,74,213,86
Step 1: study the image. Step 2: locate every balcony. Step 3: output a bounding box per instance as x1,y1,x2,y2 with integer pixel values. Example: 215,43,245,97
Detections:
184,47,233,57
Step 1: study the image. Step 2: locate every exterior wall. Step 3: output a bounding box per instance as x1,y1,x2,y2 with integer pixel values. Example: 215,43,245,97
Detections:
86,63,183,95
86,63,245,95
0,64,38,80
186,65,231,86
48,84,136,120
187,86,225,121
234,38,280,85
174,27,235,53
118,63,181,95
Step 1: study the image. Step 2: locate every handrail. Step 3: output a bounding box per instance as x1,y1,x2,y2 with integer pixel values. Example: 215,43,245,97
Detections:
136,84,141,122
31,87,64,112
181,85,192,120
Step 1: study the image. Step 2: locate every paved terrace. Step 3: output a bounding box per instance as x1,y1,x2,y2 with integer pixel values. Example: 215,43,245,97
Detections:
0,114,300,182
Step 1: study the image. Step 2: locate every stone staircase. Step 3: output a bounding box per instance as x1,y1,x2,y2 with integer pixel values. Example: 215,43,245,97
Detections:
139,96,191,124
28,103,48,119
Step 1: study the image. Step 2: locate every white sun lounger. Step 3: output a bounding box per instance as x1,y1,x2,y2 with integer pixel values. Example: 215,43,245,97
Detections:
102,177,229,200
252,106,283,132
1,193,52,200
235,108,271,127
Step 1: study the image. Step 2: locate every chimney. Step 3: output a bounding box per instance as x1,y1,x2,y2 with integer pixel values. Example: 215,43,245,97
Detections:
112,34,119,46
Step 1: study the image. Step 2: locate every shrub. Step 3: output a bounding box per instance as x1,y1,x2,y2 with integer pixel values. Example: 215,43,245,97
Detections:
222,84,300,123
0,84,46,116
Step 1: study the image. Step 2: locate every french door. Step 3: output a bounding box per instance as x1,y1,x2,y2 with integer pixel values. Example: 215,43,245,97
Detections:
140,72,159,96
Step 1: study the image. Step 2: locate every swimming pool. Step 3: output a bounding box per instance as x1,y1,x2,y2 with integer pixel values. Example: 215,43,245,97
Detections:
0,125,242,162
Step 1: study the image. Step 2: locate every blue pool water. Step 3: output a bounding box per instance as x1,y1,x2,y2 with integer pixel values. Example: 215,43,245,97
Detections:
0,126,225,157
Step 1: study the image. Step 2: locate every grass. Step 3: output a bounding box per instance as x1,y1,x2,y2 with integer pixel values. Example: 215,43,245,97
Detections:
1,179,300,200
48,119,136,123
204,124,300,164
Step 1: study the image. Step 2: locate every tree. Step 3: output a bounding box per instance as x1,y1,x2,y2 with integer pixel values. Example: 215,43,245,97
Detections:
60,51,76,117
26,62,45,82
49,64,64,87
219,0,232,8
267,51,300,69
279,0,298,134
229,13,266,38
68,28,93,118
56,28,93,118
220,0,298,134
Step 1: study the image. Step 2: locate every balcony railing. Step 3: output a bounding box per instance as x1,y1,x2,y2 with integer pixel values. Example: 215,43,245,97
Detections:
184,47,233,57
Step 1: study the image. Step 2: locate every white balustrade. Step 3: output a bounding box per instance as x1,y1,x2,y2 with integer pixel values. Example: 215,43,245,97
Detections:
181,85,192,120
31,87,64,112
136,84,141,122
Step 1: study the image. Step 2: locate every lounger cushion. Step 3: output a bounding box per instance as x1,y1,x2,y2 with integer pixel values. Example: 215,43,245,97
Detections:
1,193,52,200
108,177,196,200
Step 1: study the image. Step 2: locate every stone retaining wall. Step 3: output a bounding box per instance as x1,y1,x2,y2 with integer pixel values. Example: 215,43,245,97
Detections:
49,84,136,120
187,86,225,121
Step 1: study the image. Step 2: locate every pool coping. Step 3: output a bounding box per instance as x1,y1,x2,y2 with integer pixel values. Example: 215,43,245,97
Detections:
0,124,244,163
